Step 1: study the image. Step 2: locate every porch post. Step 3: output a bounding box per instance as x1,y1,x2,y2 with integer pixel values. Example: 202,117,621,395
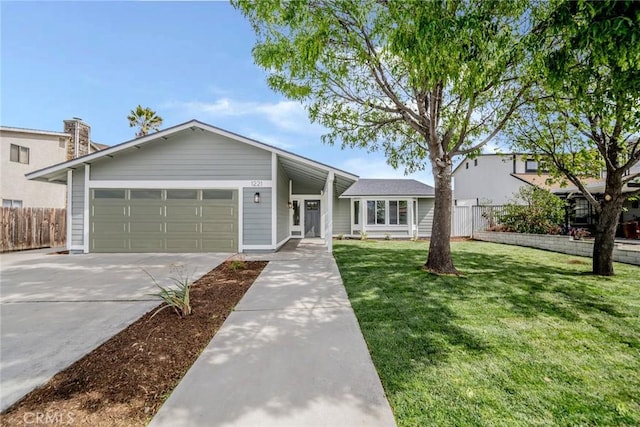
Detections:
66,170,72,251
325,171,334,253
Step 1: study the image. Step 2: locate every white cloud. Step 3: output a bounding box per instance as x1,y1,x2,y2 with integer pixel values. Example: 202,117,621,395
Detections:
244,130,295,150
482,141,503,154
164,97,323,135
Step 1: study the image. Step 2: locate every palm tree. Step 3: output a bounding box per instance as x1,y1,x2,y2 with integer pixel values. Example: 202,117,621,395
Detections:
127,105,163,137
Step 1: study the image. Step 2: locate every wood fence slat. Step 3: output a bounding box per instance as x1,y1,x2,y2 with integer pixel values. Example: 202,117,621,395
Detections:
0,207,66,252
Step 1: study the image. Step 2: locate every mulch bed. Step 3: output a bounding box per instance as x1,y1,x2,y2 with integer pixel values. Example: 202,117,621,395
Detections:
0,260,267,427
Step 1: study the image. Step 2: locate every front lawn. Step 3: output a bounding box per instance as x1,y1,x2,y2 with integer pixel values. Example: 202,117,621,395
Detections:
333,240,639,426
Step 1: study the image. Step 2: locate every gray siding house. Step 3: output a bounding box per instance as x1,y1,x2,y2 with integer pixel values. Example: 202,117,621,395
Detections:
27,120,435,253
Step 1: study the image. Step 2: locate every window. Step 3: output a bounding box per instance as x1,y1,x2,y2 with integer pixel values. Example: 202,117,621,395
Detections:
10,144,29,164
130,189,162,199
465,162,469,169
399,201,408,224
389,201,408,225
94,189,125,199
367,200,407,225
2,199,22,207
376,200,385,224
474,159,478,166
525,159,538,172
305,200,319,210
292,200,300,226
367,201,376,224
203,190,234,200
353,200,360,225
166,189,198,200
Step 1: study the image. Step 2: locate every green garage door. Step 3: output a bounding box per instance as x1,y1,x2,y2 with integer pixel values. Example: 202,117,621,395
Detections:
90,188,238,252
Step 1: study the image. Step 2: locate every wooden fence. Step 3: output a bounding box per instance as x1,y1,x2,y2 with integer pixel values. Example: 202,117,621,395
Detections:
0,208,66,252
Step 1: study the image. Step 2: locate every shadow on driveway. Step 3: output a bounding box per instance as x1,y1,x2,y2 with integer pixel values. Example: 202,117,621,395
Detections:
0,250,230,411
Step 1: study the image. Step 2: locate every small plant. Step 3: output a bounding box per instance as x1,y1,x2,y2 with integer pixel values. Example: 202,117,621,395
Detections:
145,268,193,319
498,187,565,234
229,260,246,271
384,233,392,240
360,231,368,241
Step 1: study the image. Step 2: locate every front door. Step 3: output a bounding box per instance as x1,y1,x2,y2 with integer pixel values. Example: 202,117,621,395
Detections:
304,200,321,237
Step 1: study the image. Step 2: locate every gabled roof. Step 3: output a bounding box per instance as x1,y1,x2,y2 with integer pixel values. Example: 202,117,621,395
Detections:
26,120,359,185
341,179,434,197
90,142,109,151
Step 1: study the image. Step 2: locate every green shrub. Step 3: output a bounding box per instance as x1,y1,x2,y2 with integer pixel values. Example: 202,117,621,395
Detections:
498,187,565,234
145,269,193,319
229,260,246,271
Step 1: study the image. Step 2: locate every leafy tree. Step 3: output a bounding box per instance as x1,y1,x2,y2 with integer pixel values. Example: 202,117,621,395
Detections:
498,187,565,234
127,105,163,137
507,0,640,275
234,0,532,274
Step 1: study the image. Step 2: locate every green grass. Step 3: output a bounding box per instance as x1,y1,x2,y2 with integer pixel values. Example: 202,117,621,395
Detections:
333,240,640,427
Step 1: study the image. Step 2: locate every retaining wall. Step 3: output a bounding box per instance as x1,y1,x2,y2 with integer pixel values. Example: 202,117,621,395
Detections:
473,231,640,266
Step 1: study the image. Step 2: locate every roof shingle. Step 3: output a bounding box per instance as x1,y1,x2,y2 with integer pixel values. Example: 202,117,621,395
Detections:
341,179,434,197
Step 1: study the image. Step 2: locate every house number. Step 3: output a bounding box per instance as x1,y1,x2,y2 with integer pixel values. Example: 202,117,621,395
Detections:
251,180,263,187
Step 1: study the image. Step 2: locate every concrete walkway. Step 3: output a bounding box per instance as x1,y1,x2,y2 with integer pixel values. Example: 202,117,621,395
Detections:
150,239,397,427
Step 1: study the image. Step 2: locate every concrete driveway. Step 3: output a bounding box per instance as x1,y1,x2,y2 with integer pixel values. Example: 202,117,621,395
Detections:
0,249,231,412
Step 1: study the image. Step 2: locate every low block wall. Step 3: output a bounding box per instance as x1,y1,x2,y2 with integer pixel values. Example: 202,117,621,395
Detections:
473,231,640,266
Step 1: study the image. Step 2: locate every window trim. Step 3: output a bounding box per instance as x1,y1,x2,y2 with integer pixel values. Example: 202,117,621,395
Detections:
2,199,23,208
525,159,538,173
10,144,30,164
366,199,409,226
353,200,360,225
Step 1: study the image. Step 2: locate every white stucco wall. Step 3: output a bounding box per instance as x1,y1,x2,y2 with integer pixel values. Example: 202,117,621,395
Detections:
0,130,68,208
453,154,530,205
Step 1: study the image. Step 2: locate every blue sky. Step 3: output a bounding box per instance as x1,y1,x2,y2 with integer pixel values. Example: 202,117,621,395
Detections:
1,1,440,184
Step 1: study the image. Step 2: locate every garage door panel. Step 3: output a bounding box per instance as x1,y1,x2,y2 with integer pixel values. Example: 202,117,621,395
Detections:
130,239,165,250
202,239,235,251
93,205,127,217
92,238,128,251
166,222,200,233
90,189,238,253
166,205,199,218
130,222,164,233
202,222,235,233
130,205,164,217
202,206,235,217
92,221,127,233
166,239,200,250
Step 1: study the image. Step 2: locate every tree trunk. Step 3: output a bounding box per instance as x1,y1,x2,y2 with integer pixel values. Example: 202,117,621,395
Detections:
425,160,459,274
592,177,624,276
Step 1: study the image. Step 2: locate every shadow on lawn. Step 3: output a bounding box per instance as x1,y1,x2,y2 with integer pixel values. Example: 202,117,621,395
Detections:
334,243,636,372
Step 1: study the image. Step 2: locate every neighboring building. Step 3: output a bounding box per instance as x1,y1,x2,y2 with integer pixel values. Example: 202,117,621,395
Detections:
27,120,436,254
453,153,553,206
0,118,107,208
453,152,640,229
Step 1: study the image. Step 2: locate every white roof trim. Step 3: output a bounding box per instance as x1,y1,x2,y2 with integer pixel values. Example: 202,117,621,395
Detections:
0,126,70,138
27,120,358,181
339,194,435,199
